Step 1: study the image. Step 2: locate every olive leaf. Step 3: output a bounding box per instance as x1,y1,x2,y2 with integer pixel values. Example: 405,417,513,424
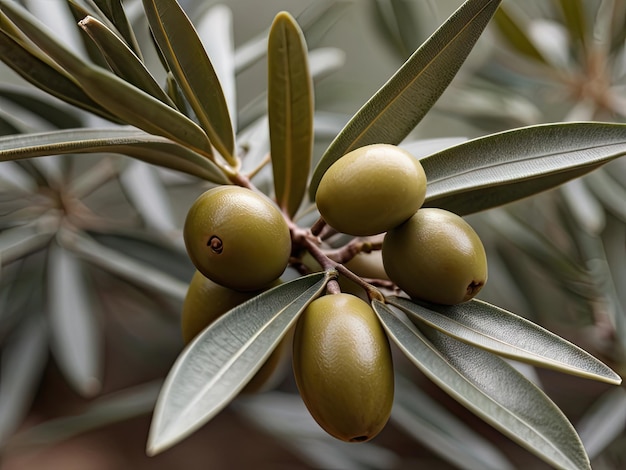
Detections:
78,15,175,107
268,11,314,218
392,375,515,470
576,387,626,459
387,296,622,384
558,0,588,49
142,0,235,164
0,313,48,445
0,28,117,122
492,4,548,64
47,243,103,397
0,223,56,267
422,122,626,215
93,0,143,58
147,271,332,456
372,301,591,470
309,0,502,198
0,128,229,183
0,0,214,158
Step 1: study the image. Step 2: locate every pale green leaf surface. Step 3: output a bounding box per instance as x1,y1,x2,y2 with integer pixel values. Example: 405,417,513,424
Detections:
0,128,228,183
422,122,626,215
142,0,234,162
309,0,502,198
388,296,621,384
0,0,214,157
0,27,116,122
268,12,314,218
58,228,188,301
392,375,515,470
78,15,174,106
0,314,48,444
195,4,237,132
147,271,331,455
47,243,102,397
372,301,591,470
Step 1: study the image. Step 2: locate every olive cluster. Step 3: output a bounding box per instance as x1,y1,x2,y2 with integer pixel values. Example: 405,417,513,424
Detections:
316,143,488,306
181,186,292,392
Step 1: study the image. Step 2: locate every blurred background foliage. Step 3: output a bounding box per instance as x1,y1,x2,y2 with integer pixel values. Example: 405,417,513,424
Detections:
1,0,625,468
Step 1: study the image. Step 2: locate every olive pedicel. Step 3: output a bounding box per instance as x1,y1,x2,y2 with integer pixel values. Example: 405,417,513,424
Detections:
382,208,488,305
315,144,427,236
292,293,394,442
183,186,291,292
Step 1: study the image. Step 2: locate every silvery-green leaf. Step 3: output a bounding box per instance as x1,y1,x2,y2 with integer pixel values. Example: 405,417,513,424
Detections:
0,28,117,122
309,0,502,198
585,167,626,223
0,0,214,157
268,11,314,218
93,0,143,58
58,228,188,301
387,296,621,384
7,380,161,449
142,0,235,163
147,271,331,455
0,223,56,267
0,313,48,445
47,242,102,397
372,301,591,470
492,3,548,64
119,160,177,233
576,387,626,459
78,15,174,106
422,122,626,215
392,375,515,470
0,128,228,183
195,4,236,132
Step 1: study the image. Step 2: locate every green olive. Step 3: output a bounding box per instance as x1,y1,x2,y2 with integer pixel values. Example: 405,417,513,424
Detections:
292,293,394,442
382,208,488,305
183,186,291,291
345,249,389,281
181,270,288,393
315,144,427,236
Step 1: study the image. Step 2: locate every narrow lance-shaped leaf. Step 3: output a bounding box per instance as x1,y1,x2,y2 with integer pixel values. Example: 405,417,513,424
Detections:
93,0,143,59
142,0,235,164
372,301,591,470
387,296,622,384
48,243,102,397
0,0,214,158
422,122,626,215
147,271,332,456
268,12,314,218
492,4,548,64
0,27,118,122
0,128,229,184
78,15,175,107
309,0,502,198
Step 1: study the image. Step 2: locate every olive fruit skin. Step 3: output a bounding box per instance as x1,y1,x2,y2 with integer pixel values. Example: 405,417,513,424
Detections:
292,293,394,442
181,270,288,393
184,186,291,291
315,144,427,236
382,208,488,305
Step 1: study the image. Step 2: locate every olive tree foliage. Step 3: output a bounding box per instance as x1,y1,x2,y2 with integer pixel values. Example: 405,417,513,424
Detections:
0,0,624,468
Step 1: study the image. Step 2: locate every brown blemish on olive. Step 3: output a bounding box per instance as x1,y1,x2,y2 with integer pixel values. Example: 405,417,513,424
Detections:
350,435,369,442
208,235,223,254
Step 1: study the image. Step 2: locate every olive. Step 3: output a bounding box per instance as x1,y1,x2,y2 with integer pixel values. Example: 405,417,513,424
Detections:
292,293,394,442
345,249,389,281
382,208,488,305
315,144,427,236
181,270,288,393
183,186,291,291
